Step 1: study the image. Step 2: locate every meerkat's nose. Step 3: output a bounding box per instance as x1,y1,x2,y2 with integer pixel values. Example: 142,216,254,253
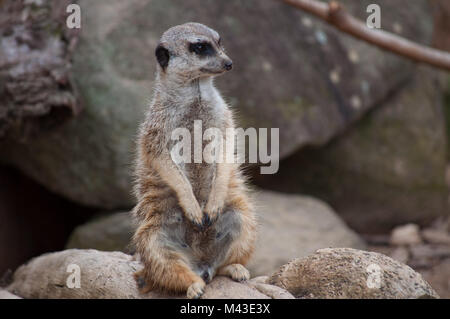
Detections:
224,60,233,71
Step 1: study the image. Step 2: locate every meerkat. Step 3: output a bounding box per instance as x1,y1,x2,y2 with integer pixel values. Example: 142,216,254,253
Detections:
131,22,257,299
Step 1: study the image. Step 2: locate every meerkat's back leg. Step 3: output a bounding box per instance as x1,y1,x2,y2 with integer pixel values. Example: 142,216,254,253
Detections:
132,212,206,299
217,171,257,282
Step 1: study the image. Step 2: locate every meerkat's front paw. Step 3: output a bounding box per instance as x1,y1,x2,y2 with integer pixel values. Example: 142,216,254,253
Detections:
219,264,250,282
187,281,205,299
204,199,224,225
184,202,204,229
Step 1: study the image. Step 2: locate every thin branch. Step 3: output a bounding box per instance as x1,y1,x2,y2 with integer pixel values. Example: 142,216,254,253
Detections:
281,0,450,72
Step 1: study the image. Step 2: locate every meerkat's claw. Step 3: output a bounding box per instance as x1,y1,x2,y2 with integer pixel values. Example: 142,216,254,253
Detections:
206,210,220,223
201,213,213,228
220,264,250,282
186,211,204,229
192,221,202,230
204,200,222,222
187,282,205,299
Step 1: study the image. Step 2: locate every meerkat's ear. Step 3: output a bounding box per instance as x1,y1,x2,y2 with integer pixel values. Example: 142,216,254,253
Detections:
155,44,170,70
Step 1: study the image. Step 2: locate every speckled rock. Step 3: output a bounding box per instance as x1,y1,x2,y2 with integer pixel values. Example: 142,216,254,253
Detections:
7,250,152,299
7,249,292,299
268,248,439,299
0,0,433,208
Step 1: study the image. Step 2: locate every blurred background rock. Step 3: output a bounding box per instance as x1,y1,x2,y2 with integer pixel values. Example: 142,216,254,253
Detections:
0,0,449,297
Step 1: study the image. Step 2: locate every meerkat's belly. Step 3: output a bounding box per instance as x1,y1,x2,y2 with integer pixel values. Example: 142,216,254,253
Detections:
161,207,242,283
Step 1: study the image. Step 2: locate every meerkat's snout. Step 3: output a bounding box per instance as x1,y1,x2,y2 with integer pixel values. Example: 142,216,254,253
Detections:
223,59,233,71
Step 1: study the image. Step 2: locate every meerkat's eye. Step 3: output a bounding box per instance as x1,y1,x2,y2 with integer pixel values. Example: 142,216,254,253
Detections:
189,42,215,56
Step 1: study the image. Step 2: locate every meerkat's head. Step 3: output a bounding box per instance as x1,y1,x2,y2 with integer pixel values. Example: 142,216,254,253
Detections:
155,22,232,81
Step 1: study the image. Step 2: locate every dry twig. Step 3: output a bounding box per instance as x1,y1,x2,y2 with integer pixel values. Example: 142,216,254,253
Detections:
281,0,450,72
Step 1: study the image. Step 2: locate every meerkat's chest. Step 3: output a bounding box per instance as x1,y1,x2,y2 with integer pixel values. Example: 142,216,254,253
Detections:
177,103,226,203
163,84,229,202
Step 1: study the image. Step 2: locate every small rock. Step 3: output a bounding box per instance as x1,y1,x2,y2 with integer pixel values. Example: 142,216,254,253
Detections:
268,248,439,299
390,246,410,264
390,224,422,246
421,229,450,245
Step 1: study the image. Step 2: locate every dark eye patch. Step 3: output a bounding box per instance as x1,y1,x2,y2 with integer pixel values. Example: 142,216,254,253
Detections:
189,41,215,56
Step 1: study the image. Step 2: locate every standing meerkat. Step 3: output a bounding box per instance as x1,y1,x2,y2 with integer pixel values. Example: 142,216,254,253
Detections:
132,22,257,299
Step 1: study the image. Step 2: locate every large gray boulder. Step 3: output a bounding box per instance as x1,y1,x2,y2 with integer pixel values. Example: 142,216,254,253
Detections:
268,248,439,299
7,249,293,299
0,0,433,208
66,190,366,276
254,68,449,232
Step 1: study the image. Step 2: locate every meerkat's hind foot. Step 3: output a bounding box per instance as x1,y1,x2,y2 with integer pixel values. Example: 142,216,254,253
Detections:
187,281,206,299
218,264,250,282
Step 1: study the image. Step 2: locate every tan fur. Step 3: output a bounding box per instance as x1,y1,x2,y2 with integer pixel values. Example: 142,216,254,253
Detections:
132,23,257,299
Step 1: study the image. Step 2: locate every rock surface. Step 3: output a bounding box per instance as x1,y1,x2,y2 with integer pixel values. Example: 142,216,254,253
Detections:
9,248,437,299
65,190,366,276
0,0,80,139
0,0,434,208
248,191,365,275
268,248,439,299
66,212,134,253
0,289,21,299
253,68,449,232
7,249,292,299
8,250,148,299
